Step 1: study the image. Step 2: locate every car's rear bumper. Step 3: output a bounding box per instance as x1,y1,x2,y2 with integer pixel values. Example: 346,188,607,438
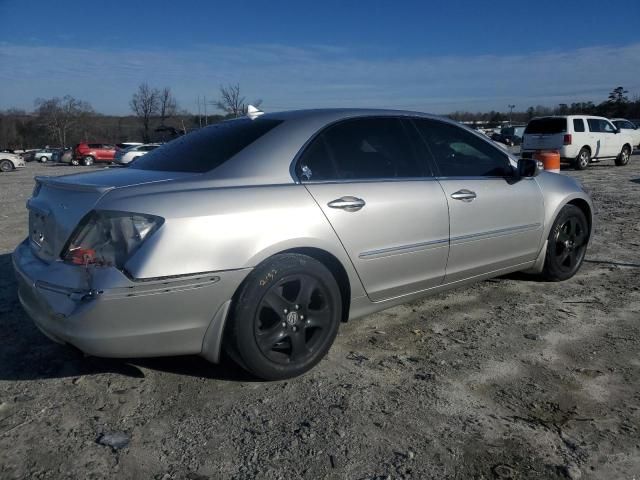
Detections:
12,239,249,361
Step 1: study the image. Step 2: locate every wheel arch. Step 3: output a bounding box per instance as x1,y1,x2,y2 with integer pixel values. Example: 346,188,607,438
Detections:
567,198,592,233
0,158,16,170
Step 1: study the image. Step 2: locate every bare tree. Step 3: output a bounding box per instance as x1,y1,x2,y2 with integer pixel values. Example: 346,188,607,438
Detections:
159,87,177,125
130,83,160,142
215,84,262,118
34,95,94,147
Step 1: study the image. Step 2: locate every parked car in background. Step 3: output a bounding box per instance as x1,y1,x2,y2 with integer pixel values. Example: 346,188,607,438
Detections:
13,109,593,380
33,148,63,163
116,142,143,151
491,125,525,146
521,115,634,170
113,143,161,165
0,151,26,172
20,150,36,162
72,143,116,166
611,118,640,148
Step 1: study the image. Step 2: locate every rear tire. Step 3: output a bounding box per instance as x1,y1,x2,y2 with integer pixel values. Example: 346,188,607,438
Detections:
71,158,80,166
82,156,94,166
39,156,48,163
541,205,589,281
0,160,13,172
225,253,342,380
615,145,631,166
574,148,590,170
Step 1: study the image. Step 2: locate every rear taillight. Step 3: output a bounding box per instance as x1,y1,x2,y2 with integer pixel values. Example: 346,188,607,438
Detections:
63,210,164,269
563,134,572,145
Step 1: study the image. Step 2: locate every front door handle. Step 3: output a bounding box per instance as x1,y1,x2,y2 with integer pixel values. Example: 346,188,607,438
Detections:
450,189,477,202
327,196,366,212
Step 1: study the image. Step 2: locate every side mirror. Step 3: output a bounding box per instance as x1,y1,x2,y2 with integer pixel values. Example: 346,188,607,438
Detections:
517,158,543,178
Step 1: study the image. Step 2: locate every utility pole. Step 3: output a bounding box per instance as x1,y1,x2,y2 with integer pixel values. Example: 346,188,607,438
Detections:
508,104,515,126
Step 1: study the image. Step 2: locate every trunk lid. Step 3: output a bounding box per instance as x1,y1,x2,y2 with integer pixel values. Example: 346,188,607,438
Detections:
27,168,195,263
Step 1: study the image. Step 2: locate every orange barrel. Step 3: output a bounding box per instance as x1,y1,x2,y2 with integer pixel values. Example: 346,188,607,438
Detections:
533,150,561,173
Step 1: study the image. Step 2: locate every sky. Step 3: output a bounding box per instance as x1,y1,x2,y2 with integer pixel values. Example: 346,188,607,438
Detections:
1,0,640,115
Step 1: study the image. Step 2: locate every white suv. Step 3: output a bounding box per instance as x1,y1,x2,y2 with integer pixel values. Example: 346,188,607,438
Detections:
521,115,633,170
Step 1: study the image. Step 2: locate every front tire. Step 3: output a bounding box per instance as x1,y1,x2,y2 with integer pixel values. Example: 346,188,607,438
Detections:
0,160,13,172
541,205,589,281
615,145,631,166
226,253,342,380
574,148,590,170
82,156,94,166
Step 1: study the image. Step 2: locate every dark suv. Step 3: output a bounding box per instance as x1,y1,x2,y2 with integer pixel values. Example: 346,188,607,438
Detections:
72,143,116,166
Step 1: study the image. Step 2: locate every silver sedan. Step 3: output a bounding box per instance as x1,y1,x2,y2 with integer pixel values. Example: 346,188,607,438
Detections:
13,109,593,379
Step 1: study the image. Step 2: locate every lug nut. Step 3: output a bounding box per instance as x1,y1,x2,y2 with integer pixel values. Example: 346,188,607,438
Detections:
282,322,287,328
300,315,304,320
284,308,288,314
295,304,300,310
292,326,297,332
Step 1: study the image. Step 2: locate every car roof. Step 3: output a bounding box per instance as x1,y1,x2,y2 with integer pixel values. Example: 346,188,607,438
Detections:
204,108,502,186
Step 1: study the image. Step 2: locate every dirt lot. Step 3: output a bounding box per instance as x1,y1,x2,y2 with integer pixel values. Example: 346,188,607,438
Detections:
1,158,639,480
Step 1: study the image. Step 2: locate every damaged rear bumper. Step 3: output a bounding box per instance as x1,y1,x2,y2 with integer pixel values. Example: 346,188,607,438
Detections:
12,240,249,361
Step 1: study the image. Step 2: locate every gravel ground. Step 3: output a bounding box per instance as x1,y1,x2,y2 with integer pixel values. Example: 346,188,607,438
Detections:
1,158,639,479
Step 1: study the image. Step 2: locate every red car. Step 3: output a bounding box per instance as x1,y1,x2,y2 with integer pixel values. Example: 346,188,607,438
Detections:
72,143,116,166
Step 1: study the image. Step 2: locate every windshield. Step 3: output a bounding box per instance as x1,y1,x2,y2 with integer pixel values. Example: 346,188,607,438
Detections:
130,118,283,173
525,118,567,134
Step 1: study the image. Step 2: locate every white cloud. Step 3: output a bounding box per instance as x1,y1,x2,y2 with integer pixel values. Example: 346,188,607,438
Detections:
1,42,639,114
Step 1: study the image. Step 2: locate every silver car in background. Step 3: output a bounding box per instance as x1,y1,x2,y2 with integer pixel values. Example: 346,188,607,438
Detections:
113,143,161,165
13,109,593,379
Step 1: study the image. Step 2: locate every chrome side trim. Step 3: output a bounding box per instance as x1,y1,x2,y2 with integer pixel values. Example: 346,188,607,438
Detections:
450,223,541,245
359,238,448,259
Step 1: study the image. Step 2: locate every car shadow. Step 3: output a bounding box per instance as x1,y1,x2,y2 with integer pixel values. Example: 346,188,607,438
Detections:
0,253,258,382
631,178,640,184
584,259,640,268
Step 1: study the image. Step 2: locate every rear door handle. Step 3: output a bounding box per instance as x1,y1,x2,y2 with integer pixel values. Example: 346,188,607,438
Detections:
450,189,477,202
327,196,366,212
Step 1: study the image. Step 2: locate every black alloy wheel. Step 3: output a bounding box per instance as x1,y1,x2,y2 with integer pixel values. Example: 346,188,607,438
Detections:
255,273,333,365
542,205,589,281
226,253,341,380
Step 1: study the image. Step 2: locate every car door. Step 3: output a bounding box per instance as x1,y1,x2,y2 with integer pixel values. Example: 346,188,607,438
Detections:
599,119,621,157
586,118,607,158
297,117,450,301
412,118,544,283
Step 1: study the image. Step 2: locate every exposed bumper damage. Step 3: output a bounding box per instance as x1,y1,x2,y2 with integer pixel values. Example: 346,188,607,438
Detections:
12,240,249,361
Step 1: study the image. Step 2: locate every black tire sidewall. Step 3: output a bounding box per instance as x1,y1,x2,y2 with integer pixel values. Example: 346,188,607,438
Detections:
616,146,630,166
228,253,342,380
574,148,589,170
0,160,12,172
542,205,589,281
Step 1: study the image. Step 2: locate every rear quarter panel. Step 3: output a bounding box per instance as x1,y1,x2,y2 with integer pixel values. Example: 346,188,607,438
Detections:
96,183,366,298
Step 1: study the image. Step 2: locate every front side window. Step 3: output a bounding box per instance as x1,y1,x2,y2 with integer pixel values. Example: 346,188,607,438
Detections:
573,119,585,132
131,118,282,173
296,117,425,181
587,119,601,132
601,120,616,133
413,119,512,177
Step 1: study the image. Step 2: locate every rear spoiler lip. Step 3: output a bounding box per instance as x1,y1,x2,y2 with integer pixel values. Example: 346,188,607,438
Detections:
34,175,115,194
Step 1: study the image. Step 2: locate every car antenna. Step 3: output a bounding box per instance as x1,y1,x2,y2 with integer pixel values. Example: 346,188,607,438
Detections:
246,105,264,120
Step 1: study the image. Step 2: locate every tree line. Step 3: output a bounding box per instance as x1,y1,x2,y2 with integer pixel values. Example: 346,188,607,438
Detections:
1,86,638,150
448,87,640,126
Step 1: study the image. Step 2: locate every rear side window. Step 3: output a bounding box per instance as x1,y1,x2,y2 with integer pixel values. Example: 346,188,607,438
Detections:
296,117,425,181
131,118,282,173
525,118,567,134
573,119,585,132
88,143,102,148
414,119,511,177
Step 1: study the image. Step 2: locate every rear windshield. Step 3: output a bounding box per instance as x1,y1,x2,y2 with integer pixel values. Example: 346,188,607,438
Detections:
130,118,283,173
525,118,567,134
